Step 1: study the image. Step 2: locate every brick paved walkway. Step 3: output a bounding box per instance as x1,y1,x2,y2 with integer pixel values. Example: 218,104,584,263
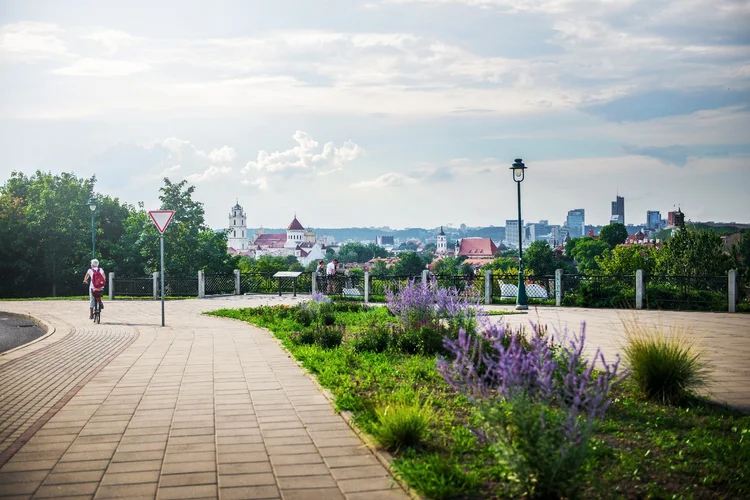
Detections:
0,297,409,500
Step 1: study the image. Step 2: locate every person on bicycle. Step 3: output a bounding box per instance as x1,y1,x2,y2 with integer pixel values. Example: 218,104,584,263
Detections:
83,259,106,320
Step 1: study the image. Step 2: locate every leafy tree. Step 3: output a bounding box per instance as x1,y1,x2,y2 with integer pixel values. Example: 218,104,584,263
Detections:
393,252,426,276
325,247,336,259
421,252,435,267
599,223,629,249
502,249,520,258
423,242,437,253
596,245,655,275
481,257,518,273
370,259,390,276
569,238,610,274
432,256,459,275
460,263,475,276
655,227,732,277
524,241,557,276
731,231,750,276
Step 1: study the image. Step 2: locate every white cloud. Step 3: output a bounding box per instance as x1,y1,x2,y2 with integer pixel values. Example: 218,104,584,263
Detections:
243,131,363,177
0,22,70,61
351,172,418,190
206,146,237,163
241,177,269,190
82,29,141,54
53,58,149,77
186,165,232,183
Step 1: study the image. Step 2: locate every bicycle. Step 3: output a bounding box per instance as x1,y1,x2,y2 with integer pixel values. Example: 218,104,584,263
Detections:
92,288,103,324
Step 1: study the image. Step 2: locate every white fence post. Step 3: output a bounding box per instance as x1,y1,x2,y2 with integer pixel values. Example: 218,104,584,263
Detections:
636,269,644,310
198,270,205,298
555,269,563,306
421,269,429,285
484,270,492,305
364,272,370,303
234,269,240,295
152,272,159,300
311,272,317,294
729,269,737,313
109,272,115,300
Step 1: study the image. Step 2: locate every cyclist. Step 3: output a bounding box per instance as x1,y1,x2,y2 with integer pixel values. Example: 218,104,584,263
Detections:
83,259,106,320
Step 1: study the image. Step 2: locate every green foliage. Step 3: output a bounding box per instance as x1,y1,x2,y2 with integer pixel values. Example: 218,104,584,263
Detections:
482,395,594,499
393,252,426,276
336,242,391,264
655,227,732,277
731,230,750,277
481,257,518,273
370,259,390,276
431,256,459,275
523,241,556,276
396,326,445,356
316,325,345,349
599,223,629,249
370,402,432,451
352,324,393,353
568,237,611,273
621,320,712,404
596,244,655,275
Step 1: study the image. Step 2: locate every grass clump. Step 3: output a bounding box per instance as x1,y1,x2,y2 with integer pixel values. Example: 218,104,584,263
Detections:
621,319,711,404
370,401,432,451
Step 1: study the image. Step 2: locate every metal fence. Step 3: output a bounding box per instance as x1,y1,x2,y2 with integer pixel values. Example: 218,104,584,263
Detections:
159,276,199,297
205,274,235,296
645,274,727,311
491,274,555,301
562,274,636,308
739,274,750,312
114,277,153,297
367,275,421,300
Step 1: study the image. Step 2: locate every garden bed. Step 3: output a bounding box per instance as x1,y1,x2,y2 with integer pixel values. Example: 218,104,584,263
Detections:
209,301,749,499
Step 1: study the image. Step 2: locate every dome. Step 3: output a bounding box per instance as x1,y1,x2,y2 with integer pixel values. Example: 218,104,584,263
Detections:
287,217,304,231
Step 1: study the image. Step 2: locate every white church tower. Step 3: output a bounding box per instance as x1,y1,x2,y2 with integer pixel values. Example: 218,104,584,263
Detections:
284,214,305,249
228,201,248,251
437,226,447,255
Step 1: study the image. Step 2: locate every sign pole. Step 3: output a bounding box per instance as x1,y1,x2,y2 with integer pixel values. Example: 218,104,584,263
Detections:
160,233,165,327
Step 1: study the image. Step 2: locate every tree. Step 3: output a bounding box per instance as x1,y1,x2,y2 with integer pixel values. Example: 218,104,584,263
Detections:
481,257,518,273
599,223,629,250
596,245,655,275
731,231,750,276
393,252,425,276
524,241,557,276
370,260,389,276
655,227,732,277
569,238,610,274
432,256,459,275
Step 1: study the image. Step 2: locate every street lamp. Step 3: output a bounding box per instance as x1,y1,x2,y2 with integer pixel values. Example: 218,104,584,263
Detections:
87,196,97,259
510,159,528,310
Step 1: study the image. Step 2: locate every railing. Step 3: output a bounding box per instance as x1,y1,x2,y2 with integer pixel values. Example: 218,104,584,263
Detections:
160,276,199,297
739,274,750,313
240,273,277,294
491,274,555,303
562,274,636,308
645,274,727,311
114,277,153,297
205,274,235,296
433,274,484,298
317,274,365,298
367,275,421,301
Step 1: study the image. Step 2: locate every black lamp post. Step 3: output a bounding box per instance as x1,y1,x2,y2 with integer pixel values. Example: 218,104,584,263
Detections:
510,159,528,310
87,196,97,259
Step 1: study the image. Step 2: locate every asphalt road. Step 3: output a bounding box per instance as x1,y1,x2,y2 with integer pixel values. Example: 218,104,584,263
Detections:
0,314,46,353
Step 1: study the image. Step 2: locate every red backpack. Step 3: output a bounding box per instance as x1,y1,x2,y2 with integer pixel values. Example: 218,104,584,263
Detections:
92,269,106,289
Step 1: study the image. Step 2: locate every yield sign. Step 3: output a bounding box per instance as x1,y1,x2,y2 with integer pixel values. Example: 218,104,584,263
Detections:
149,210,175,234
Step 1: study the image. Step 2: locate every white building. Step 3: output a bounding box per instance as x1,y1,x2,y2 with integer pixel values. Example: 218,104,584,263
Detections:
251,215,326,266
436,227,447,255
227,201,249,252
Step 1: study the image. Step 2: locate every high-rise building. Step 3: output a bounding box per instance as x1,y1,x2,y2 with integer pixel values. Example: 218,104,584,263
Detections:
667,209,685,227
566,209,585,239
646,210,661,230
505,219,523,248
528,221,551,243
610,196,625,224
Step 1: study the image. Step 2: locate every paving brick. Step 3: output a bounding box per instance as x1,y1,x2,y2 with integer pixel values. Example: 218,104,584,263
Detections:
219,485,280,500
219,472,276,487
100,470,160,485
0,481,41,495
95,482,157,499
0,470,48,483
337,476,398,494
218,452,270,464
270,454,324,466
43,470,105,485
330,465,389,480
105,460,162,474
280,488,345,500
158,484,218,499
159,471,217,487
218,462,272,475
277,475,337,489
162,460,216,474
33,482,98,498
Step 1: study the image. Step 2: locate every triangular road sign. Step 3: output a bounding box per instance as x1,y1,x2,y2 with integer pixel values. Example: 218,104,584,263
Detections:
149,210,175,234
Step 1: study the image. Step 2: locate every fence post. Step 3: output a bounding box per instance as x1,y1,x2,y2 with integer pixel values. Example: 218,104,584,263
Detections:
311,272,317,294
234,269,240,295
152,272,159,300
636,269,644,310
198,270,205,298
729,269,737,313
555,269,563,306
364,272,370,303
484,270,492,305
421,270,428,285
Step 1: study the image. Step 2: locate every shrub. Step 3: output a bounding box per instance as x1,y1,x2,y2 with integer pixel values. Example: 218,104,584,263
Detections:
290,328,316,345
621,319,711,403
352,325,392,353
396,326,445,356
393,452,480,500
370,402,431,451
439,322,627,499
321,313,336,326
293,308,313,327
316,325,344,349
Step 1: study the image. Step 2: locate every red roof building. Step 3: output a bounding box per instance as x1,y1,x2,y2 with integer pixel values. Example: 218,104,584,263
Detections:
254,233,287,249
287,217,305,231
455,238,499,258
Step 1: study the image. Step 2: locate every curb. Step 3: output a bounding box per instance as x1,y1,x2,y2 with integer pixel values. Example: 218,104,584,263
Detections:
206,312,424,500
0,310,57,357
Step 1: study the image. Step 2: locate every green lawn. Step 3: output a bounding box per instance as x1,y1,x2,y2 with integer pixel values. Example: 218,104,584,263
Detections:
209,303,750,499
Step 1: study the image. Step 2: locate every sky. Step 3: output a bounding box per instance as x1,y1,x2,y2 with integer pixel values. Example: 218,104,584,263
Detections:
1,0,749,231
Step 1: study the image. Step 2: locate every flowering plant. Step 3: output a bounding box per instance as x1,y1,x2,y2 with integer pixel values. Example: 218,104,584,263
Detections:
438,320,627,498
